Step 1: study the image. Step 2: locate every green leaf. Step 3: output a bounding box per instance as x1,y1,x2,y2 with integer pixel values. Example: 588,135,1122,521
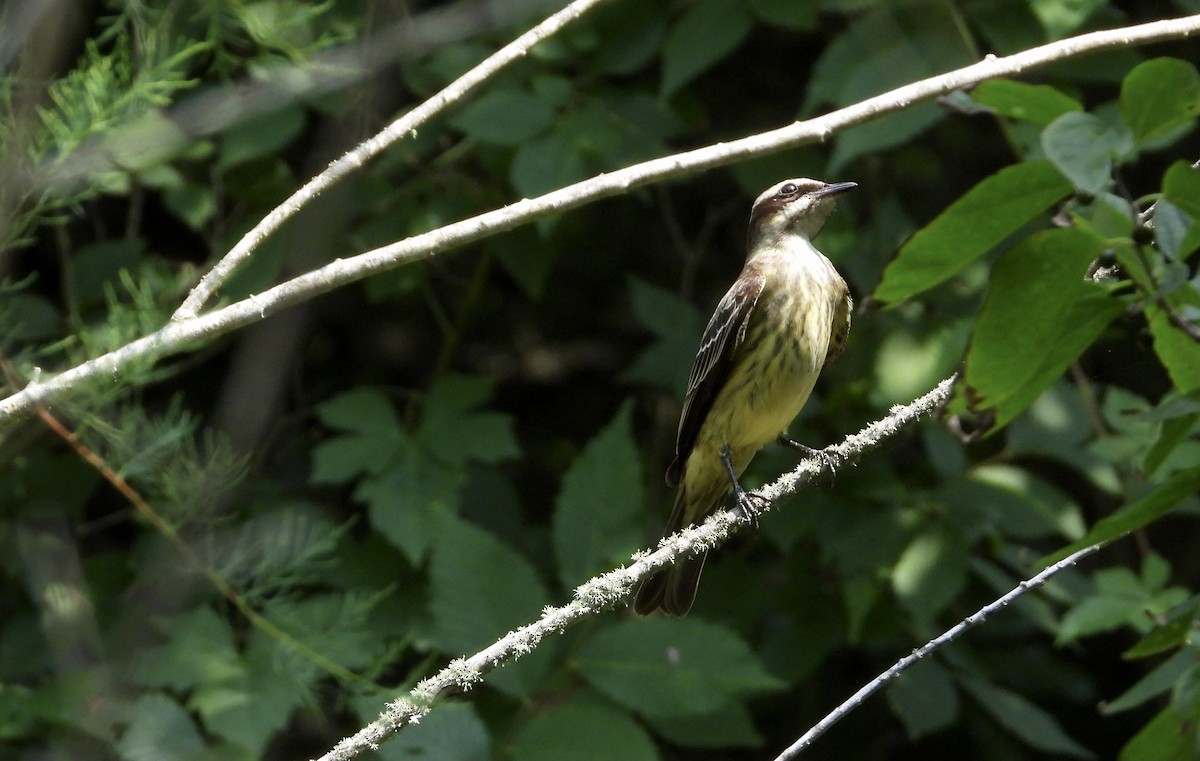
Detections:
1030,0,1104,39
939,464,1084,541
1146,292,1200,396
511,131,589,200
264,593,387,672
1057,568,1150,644
1153,200,1196,260
3,292,65,341
316,387,399,433
972,79,1082,126
71,239,146,307
964,228,1123,429
1144,411,1200,478
1119,58,1200,146
842,574,883,645
132,607,240,691
218,104,306,169
1124,611,1198,660
358,450,460,564
1104,648,1196,714
374,702,490,761
420,375,519,465
874,161,1072,304
162,182,216,229
117,694,206,761
553,402,643,589
1073,192,1136,240
577,618,784,719
886,658,960,740
494,226,557,299
592,2,667,76
1042,464,1200,565
960,675,1093,758
1168,659,1199,712
450,90,556,146
195,628,312,754
1119,705,1200,761
747,0,817,29
510,698,658,761
1163,160,1200,220
1094,387,1161,463
649,700,763,748
105,110,191,172
311,388,403,483
808,3,973,168
1162,161,1200,257
428,512,550,655
806,3,973,110
623,276,705,388
1042,112,1132,193
660,0,752,96
830,103,945,174
891,523,969,631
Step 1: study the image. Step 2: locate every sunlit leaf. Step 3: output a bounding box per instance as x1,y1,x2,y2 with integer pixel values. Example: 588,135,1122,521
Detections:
1120,58,1200,146
874,161,1072,304
964,228,1123,429
972,79,1082,125
1042,464,1200,565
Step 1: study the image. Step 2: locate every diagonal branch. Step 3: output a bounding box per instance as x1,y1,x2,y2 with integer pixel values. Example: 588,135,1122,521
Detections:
4,15,1200,425
772,542,1104,761
313,375,957,761
173,0,616,320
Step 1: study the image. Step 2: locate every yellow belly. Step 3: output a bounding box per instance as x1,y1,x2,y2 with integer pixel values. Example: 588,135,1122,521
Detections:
691,301,829,479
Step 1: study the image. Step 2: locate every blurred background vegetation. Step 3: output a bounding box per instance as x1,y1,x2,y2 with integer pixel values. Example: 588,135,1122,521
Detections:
2,1,1200,760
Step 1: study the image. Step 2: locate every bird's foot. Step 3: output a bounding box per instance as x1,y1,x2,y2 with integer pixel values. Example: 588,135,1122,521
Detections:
732,484,771,528
778,435,837,486
720,445,770,528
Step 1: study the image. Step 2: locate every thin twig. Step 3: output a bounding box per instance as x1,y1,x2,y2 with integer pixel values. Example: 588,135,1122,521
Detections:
0,358,376,691
5,16,1200,425
772,542,1104,761
172,0,615,320
313,375,957,761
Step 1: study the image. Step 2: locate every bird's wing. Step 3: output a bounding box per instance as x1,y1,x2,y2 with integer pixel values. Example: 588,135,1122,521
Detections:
823,287,853,367
665,270,765,487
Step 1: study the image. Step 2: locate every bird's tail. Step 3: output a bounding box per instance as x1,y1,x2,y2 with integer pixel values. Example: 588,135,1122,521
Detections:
633,484,721,617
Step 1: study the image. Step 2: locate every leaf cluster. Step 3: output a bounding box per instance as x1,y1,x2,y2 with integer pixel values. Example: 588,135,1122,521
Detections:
2,2,1200,761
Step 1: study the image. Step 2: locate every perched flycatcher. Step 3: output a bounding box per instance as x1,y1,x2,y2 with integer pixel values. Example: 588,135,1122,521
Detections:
634,178,855,617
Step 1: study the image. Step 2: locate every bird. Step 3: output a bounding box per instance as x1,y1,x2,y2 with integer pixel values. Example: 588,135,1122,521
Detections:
633,178,855,617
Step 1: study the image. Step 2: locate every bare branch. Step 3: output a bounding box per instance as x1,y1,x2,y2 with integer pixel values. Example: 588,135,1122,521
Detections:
4,15,1200,425
313,375,957,761
172,0,615,320
772,542,1104,761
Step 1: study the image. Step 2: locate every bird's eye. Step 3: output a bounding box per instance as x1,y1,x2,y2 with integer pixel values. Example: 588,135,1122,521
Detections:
778,183,798,197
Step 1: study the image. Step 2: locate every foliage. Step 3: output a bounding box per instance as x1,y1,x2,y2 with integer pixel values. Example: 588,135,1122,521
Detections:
2,1,1200,761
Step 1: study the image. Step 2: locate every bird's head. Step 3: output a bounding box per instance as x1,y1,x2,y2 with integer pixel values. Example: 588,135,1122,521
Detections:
747,178,856,250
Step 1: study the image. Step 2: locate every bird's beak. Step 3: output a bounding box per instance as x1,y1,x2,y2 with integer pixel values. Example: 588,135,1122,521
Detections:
813,181,857,198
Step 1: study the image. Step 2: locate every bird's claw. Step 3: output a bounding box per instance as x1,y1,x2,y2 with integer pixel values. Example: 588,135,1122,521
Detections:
779,436,837,486
732,487,771,528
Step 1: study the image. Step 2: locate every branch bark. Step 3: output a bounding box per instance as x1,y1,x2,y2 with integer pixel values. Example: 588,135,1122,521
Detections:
172,0,616,320
772,542,1103,761
2,15,1199,426
313,375,957,761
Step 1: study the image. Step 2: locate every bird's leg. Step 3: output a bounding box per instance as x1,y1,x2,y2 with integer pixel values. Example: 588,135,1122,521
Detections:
720,446,769,526
778,434,836,485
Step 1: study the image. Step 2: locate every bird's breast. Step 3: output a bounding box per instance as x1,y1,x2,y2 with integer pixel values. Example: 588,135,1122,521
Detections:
704,274,838,457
